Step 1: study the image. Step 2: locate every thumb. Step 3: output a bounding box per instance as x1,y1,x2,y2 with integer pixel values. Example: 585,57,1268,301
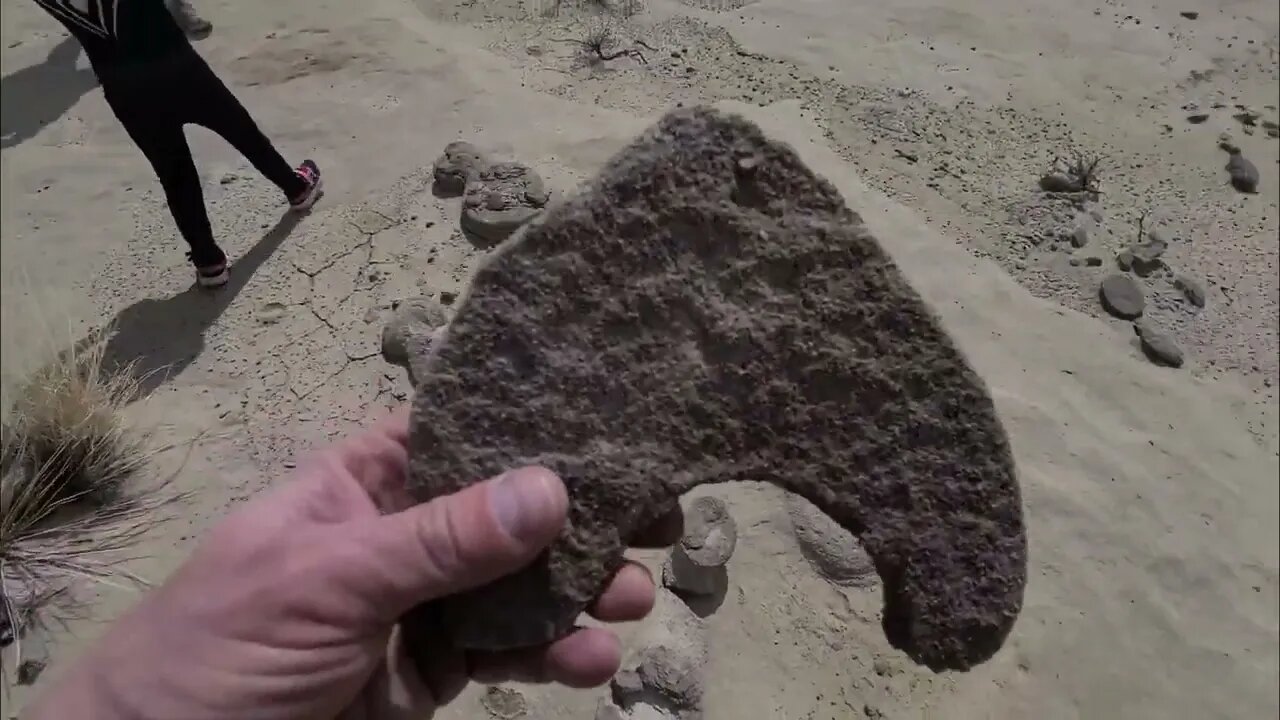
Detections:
354,466,568,620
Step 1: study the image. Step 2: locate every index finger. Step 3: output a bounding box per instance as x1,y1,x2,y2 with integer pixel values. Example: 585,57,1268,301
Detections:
330,404,415,513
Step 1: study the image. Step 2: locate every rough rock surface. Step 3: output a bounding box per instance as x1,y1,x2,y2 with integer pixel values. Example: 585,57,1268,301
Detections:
662,549,728,598
661,496,737,597
1136,323,1185,368
381,296,448,386
596,589,708,720
677,496,736,565
1225,149,1259,193
403,107,1027,670
1174,275,1207,308
1115,249,1134,272
480,686,530,719
1069,223,1089,248
460,162,550,244
787,494,879,588
1126,233,1168,277
433,141,490,196
1099,274,1145,319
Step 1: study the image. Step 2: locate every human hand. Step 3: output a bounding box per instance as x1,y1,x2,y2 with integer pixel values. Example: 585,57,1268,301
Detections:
27,407,681,720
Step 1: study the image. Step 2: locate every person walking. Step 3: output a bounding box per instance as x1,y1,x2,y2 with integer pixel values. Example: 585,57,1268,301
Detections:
33,0,323,288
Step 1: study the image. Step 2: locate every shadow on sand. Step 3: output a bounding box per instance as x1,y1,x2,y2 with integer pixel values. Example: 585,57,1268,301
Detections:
1,37,98,150
72,212,304,397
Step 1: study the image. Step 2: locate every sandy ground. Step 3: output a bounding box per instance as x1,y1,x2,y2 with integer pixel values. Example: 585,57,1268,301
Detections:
2,0,1277,717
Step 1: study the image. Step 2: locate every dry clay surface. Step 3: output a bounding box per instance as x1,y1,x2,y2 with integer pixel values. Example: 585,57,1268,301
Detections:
405,107,1026,671
463,0,1280,412
0,3,1276,718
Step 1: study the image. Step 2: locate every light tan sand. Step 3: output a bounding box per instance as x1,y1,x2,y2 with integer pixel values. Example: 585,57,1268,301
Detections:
1,0,1276,717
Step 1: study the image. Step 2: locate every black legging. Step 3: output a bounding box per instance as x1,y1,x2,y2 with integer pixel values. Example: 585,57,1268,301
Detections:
98,51,306,266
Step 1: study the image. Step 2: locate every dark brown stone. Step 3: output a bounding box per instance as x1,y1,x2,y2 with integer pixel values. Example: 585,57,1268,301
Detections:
403,107,1027,671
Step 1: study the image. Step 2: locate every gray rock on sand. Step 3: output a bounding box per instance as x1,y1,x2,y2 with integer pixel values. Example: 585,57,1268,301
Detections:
596,588,708,720
787,495,878,588
662,496,737,597
401,106,1026,671
461,162,551,243
1099,274,1145,319
1069,223,1090,248
1116,249,1134,272
381,296,448,384
1135,323,1184,368
433,141,491,196
1174,275,1206,308
1126,231,1168,277
1225,149,1259,193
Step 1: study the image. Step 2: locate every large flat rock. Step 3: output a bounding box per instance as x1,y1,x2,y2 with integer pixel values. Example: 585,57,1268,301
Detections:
403,106,1026,671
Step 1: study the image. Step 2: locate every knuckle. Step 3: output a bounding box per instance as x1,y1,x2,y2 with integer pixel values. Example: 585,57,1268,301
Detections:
413,499,467,583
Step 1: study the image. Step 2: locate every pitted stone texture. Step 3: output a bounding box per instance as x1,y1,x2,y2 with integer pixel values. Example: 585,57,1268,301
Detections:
405,106,1026,670
662,496,736,596
433,141,491,196
381,297,448,386
381,297,447,367
460,162,550,244
678,496,736,566
787,495,878,589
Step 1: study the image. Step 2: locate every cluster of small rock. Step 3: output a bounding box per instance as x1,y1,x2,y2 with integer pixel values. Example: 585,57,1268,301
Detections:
376,142,553,381
433,140,551,244
593,493,883,720
596,496,737,720
1095,221,1209,368
1031,174,1207,370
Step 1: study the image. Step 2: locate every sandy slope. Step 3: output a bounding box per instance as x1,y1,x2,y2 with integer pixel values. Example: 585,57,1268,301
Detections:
1,0,1276,718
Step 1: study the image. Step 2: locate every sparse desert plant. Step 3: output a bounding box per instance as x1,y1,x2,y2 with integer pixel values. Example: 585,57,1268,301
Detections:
561,22,654,64
1039,151,1106,194
1,337,181,679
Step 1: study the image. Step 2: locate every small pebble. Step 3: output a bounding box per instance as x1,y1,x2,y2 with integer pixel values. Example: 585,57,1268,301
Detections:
1174,275,1207,308
1099,274,1145,319
1136,323,1184,368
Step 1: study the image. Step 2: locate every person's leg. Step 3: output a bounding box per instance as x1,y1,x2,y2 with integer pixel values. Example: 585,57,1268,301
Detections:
109,93,229,286
179,58,321,207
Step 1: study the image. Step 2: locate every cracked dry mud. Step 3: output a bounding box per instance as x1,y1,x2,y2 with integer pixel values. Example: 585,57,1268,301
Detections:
402,106,1027,671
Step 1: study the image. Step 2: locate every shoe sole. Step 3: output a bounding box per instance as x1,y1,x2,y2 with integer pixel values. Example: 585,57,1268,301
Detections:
197,268,230,288
289,177,324,213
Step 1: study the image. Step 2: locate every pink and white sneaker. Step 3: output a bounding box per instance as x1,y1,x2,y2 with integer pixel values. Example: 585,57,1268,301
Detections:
288,159,323,212
188,251,230,289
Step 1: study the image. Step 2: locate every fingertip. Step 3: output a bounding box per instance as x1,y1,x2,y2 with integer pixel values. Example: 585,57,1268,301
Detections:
590,561,656,622
489,466,568,544
373,405,412,444
545,629,623,688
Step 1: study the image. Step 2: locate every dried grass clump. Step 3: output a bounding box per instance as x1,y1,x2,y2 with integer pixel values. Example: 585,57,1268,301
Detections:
1,339,180,677
1039,151,1106,194
561,22,654,64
